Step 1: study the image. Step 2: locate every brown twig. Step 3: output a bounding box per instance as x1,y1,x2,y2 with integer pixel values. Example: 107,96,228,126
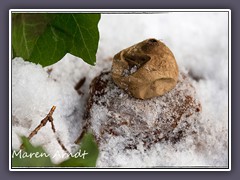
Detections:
30,106,56,139
20,106,56,149
48,116,70,155
74,128,86,144
74,77,86,90
75,77,86,95
20,106,70,155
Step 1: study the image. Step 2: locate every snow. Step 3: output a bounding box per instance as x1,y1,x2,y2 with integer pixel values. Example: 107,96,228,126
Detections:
87,71,203,167
11,12,229,167
12,58,83,164
122,65,138,77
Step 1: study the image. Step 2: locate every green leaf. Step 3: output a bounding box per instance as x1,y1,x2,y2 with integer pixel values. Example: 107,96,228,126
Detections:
12,134,99,168
59,133,99,167
12,13,101,66
12,136,54,167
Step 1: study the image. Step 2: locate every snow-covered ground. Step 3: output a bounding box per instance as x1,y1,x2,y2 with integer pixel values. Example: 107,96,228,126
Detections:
11,12,229,167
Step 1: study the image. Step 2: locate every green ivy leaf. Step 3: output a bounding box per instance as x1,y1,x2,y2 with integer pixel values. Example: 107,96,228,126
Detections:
12,136,54,167
12,13,100,66
59,133,99,167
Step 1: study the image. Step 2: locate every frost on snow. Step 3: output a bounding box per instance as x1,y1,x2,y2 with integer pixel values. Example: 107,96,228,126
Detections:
12,12,228,167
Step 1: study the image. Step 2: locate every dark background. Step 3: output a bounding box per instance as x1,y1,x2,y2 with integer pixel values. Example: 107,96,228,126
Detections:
0,0,238,179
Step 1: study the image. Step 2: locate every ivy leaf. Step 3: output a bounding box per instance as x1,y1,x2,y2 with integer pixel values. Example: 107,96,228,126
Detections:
12,13,100,66
59,133,99,167
12,136,54,167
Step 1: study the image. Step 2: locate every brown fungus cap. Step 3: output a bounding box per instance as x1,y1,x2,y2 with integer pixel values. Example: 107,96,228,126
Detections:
111,38,179,99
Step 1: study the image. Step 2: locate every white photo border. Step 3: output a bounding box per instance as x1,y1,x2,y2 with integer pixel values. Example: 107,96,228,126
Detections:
9,9,231,171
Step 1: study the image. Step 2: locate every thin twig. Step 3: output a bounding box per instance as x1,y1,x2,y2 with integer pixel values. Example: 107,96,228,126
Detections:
74,77,86,90
48,116,70,155
56,136,70,155
74,128,86,144
20,106,56,149
20,106,71,155
29,106,56,139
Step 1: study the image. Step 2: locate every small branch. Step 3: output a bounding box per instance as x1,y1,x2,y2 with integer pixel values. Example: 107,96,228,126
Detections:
75,77,86,95
29,106,56,140
74,128,86,144
48,116,70,155
75,77,86,90
20,106,70,155
56,136,70,155
20,106,56,149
